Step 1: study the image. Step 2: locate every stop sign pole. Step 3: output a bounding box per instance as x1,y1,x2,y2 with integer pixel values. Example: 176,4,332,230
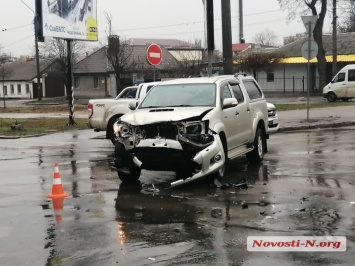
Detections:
146,44,162,81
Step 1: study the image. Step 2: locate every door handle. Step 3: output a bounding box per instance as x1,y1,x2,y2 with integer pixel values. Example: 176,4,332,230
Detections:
247,107,250,112
235,111,239,115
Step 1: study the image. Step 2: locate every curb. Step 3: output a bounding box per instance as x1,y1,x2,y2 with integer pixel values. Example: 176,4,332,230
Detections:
279,121,355,132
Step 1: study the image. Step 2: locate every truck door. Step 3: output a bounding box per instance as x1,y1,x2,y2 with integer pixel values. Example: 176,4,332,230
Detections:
221,82,251,150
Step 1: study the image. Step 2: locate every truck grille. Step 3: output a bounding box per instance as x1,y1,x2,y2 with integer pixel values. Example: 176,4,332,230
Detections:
141,123,177,140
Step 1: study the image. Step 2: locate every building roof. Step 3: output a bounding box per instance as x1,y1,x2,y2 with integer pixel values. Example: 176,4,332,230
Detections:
232,43,251,52
232,43,277,52
75,44,179,74
277,33,355,60
1,59,54,81
126,38,198,49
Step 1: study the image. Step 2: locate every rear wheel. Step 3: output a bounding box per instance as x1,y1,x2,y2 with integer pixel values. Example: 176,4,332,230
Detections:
326,92,337,102
247,127,265,163
107,116,122,145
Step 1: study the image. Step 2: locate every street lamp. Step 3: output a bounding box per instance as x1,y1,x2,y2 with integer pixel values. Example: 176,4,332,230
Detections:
20,0,42,101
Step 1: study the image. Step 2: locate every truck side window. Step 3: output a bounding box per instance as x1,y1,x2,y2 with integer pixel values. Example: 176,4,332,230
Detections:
348,70,355,82
334,72,345,83
230,84,244,103
221,84,232,99
244,81,262,100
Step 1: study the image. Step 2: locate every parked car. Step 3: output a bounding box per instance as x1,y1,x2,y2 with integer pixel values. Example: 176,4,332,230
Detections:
113,75,269,187
267,102,279,134
87,82,160,144
322,64,355,102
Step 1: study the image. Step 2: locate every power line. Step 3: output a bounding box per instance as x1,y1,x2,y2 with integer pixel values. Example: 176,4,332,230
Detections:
113,9,282,32
1,23,33,33
2,35,34,49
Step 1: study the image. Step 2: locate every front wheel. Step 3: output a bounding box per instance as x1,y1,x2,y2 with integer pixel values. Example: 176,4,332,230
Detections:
327,92,337,102
114,142,141,183
247,127,265,163
117,165,141,183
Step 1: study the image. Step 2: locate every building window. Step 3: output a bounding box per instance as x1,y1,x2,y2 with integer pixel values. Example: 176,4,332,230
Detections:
10,84,14,94
17,84,21,94
26,84,30,94
94,77,99,88
3,86,7,95
74,77,80,88
267,72,274,82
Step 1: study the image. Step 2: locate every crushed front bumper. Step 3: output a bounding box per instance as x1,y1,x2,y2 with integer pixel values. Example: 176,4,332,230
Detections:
115,134,225,187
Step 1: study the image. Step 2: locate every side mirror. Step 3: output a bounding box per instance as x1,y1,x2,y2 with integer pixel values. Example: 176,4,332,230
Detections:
222,98,238,109
128,101,138,110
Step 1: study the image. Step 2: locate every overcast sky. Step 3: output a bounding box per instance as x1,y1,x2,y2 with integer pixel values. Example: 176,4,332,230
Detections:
0,0,333,57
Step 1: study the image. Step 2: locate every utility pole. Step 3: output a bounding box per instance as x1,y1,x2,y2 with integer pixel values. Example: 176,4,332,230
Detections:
221,0,233,74
239,0,244,43
21,0,42,100
332,0,337,77
34,14,42,101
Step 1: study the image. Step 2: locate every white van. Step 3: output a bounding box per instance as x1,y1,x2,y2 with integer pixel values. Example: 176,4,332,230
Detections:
323,64,355,102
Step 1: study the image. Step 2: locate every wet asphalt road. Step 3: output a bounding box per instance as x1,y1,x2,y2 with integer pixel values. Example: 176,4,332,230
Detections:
1,128,355,266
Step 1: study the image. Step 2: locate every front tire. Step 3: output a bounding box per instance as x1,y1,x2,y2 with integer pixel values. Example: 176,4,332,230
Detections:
327,92,337,102
247,127,265,163
114,142,141,183
117,165,141,183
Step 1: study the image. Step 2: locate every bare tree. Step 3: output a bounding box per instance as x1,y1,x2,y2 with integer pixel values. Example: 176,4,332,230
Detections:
338,2,355,33
253,28,277,46
0,65,13,109
237,51,284,79
172,38,208,78
0,44,11,65
40,39,88,98
103,12,136,94
278,0,327,91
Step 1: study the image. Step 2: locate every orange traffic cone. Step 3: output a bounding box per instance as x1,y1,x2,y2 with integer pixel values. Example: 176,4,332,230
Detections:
51,197,64,224
47,163,69,199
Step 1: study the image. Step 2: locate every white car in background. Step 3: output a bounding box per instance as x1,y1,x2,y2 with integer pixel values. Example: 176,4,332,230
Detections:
267,102,279,134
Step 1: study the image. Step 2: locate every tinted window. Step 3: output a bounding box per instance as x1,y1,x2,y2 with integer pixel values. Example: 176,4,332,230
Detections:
230,83,244,103
244,81,262,100
348,70,355,82
334,72,345,83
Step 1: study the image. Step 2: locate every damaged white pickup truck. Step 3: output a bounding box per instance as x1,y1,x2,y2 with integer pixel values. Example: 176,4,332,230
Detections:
113,75,269,187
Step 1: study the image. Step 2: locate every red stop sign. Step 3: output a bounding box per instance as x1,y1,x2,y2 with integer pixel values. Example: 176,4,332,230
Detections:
146,44,162,65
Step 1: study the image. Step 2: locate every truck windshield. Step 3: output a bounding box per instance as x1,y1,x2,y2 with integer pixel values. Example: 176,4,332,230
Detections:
139,83,216,108
115,87,137,99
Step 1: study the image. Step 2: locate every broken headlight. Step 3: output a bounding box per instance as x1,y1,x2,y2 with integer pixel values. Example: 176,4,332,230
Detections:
179,121,213,145
180,121,206,135
113,122,131,138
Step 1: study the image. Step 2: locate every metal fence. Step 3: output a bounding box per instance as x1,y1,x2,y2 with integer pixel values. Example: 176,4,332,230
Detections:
257,77,320,93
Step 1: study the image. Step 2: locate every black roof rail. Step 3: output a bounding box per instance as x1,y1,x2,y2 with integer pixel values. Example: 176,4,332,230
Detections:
234,73,247,77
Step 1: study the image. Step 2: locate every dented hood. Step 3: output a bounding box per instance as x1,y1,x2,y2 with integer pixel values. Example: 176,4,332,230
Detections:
120,107,213,125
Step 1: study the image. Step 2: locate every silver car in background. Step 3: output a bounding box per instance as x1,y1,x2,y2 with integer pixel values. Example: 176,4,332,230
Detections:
267,102,279,134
